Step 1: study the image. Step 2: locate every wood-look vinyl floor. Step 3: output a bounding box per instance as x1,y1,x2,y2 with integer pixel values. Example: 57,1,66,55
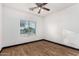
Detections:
0,40,79,56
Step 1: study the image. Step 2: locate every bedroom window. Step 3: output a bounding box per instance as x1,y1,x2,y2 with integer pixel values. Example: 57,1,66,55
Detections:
20,20,36,35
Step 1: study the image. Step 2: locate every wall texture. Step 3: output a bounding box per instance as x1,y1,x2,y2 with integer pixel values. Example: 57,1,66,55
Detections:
0,4,2,50
44,12,63,43
44,4,79,49
2,5,44,47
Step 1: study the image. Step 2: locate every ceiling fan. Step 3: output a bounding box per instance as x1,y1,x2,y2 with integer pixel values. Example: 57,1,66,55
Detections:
29,3,50,14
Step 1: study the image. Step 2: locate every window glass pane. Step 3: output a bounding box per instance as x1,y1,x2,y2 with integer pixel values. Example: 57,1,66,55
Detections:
20,20,36,35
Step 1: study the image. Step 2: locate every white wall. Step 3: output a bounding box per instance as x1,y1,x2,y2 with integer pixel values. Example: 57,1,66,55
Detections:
2,5,44,47
44,4,79,49
0,4,2,50
62,4,79,48
44,12,63,43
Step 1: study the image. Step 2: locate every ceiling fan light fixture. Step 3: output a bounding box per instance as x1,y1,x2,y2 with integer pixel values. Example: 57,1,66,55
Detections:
39,7,41,9
29,3,50,14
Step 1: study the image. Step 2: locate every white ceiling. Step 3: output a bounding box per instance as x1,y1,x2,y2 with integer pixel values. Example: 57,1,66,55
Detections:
4,3,76,17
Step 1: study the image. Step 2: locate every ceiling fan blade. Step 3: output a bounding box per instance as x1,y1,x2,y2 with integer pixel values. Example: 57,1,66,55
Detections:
29,7,38,11
42,7,50,11
42,3,47,6
36,3,47,7
38,8,41,14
